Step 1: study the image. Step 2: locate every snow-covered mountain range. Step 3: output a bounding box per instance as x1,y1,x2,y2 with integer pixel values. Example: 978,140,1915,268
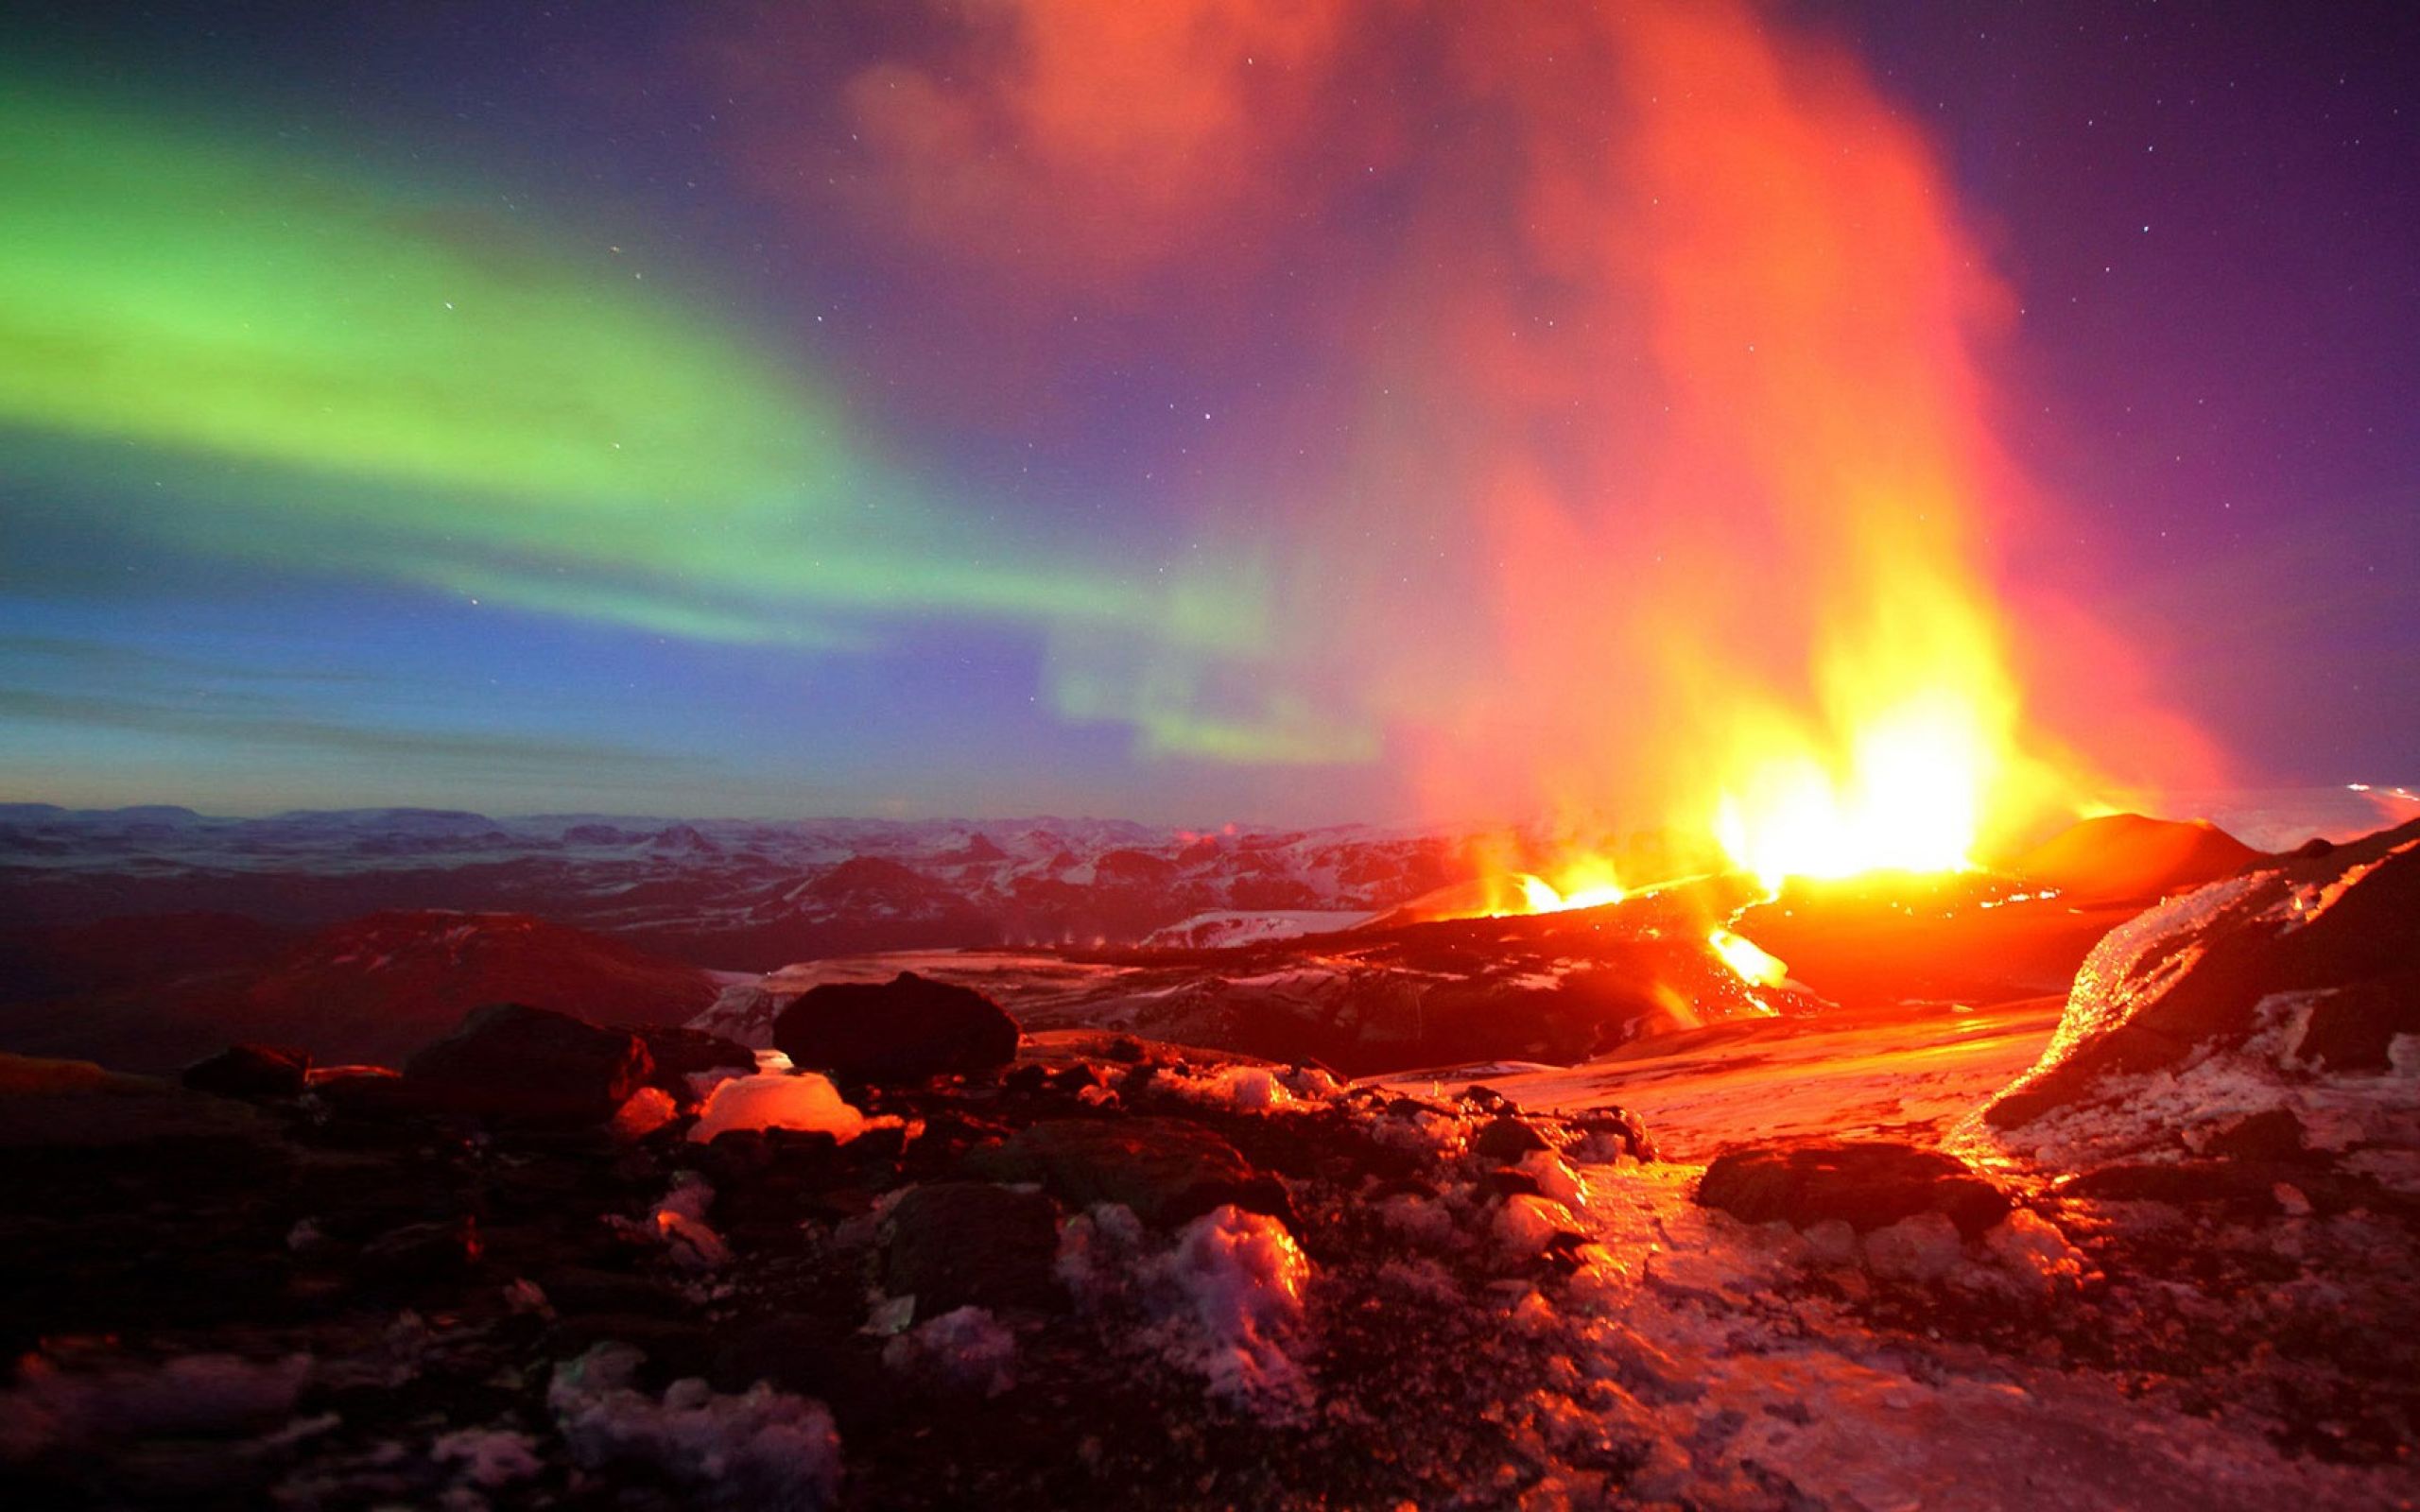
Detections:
0,805,1466,969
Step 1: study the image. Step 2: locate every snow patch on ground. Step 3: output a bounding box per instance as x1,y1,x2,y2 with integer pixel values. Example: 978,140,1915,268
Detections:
430,1425,544,1487
1139,1205,1312,1416
1138,910,1371,950
547,1342,841,1510
881,1306,1017,1396
1494,1152,2410,1509
1154,1061,1340,1113
0,1351,310,1461
1057,1202,1314,1419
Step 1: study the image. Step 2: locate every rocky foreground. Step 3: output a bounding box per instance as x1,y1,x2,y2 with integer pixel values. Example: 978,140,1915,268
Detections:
1,821,2414,1509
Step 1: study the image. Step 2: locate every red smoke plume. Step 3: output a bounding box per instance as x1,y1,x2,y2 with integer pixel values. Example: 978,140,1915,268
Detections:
716,0,2220,868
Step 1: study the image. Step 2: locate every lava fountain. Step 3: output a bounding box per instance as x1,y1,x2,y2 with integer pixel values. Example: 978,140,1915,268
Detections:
1406,0,2178,902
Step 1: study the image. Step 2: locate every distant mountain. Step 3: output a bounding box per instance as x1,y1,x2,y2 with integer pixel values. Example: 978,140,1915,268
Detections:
0,808,1469,970
0,909,717,1072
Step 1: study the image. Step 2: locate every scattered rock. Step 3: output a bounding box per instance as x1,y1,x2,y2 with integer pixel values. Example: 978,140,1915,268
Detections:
402,1004,652,1125
1482,1167,1545,1198
1474,1115,1551,1162
2293,976,2420,1073
358,1216,482,1288
883,1182,1064,1314
611,1087,682,1141
2202,1107,2312,1163
305,1066,425,1122
540,1265,687,1318
634,1025,757,1091
181,1043,310,1099
970,1116,1294,1229
709,1323,899,1431
1573,1107,1657,1162
1696,1139,2011,1239
2061,1160,2409,1219
1862,1211,1965,1283
772,971,1021,1083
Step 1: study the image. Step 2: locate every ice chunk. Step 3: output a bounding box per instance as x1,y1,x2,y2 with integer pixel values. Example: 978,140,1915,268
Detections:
1137,1205,1312,1416
1493,1193,1584,1260
1980,1209,2083,1296
1054,1201,1148,1306
612,1086,680,1141
0,1351,310,1461
689,1072,866,1143
1517,1148,1593,1211
548,1343,841,1510
650,1174,732,1270
432,1426,544,1486
1376,1192,1458,1247
881,1306,1017,1396
1862,1211,1963,1283
1162,1063,1293,1111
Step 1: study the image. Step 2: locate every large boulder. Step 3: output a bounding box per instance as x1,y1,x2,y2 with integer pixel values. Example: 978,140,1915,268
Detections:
182,1043,311,1100
772,971,1020,1083
1980,816,2420,1162
1696,1139,2010,1239
968,1116,1293,1229
402,1003,652,1125
634,1024,756,1091
883,1182,1064,1314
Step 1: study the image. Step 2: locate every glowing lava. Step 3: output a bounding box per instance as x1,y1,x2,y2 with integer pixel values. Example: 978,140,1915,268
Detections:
1706,927,1788,988
1512,864,1628,915
1711,692,2002,891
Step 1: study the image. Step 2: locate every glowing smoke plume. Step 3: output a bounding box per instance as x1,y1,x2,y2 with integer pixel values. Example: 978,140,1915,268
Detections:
0,3,2218,834
771,0,2212,866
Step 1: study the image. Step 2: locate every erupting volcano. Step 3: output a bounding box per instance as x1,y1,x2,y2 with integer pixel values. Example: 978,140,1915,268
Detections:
3,1,2415,1507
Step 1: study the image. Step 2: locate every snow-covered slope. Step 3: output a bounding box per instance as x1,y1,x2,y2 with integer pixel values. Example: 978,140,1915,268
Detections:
0,808,1466,970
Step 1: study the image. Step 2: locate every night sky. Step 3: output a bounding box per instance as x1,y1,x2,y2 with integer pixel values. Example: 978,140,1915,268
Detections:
2,1,2412,825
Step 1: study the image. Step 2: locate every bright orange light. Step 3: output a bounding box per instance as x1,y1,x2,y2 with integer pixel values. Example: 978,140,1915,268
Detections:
1706,927,1788,988
1710,690,1997,891
1508,859,1627,915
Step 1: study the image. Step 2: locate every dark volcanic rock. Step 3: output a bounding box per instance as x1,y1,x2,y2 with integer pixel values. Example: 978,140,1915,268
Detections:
358,1216,483,1288
402,1003,651,1125
709,1324,904,1435
1568,1106,1658,1163
2203,1108,2312,1163
773,971,1020,1082
1697,1139,2011,1239
1986,815,2420,1135
1474,1115,1552,1162
182,1042,310,1099
2292,975,2420,1073
306,1065,427,1122
634,1023,756,1091
2062,1160,2411,1220
969,1116,1293,1229
2008,812,2261,905
884,1181,1064,1314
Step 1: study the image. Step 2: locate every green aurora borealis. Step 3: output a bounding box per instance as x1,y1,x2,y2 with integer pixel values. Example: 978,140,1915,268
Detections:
2,2,2414,821
0,78,1368,801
